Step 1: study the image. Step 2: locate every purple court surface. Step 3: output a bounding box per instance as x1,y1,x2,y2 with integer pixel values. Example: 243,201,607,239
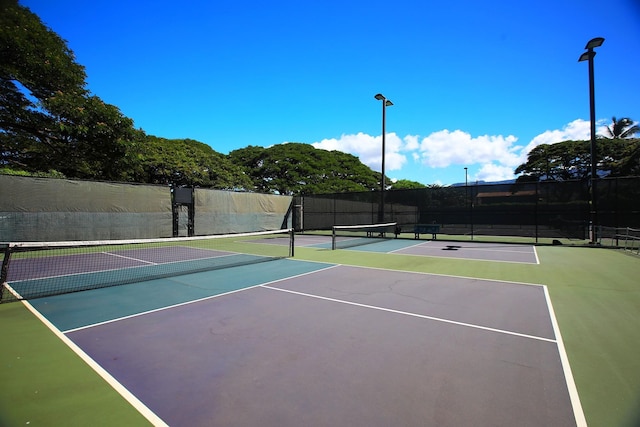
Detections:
53,262,580,427
390,240,539,263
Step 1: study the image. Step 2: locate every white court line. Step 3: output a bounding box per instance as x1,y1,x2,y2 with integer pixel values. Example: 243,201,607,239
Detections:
103,245,238,264
19,299,169,427
103,251,157,264
445,246,534,254
388,241,425,253
262,285,556,343
410,242,537,254
543,286,587,426
360,248,539,265
533,246,541,264
328,262,546,288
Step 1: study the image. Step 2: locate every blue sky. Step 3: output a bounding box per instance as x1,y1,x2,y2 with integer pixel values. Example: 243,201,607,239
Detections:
22,0,640,185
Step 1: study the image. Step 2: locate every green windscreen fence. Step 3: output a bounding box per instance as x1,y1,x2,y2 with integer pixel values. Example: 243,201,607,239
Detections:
298,177,640,241
195,190,292,235
0,176,172,241
0,176,293,241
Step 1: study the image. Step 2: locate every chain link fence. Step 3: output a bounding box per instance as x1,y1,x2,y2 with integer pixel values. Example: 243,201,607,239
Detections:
297,177,640,246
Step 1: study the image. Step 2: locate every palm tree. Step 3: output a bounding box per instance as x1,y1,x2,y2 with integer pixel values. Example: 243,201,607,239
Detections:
603,117,640,139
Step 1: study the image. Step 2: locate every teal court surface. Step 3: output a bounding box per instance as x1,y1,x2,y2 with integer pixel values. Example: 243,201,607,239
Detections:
20,252,582,427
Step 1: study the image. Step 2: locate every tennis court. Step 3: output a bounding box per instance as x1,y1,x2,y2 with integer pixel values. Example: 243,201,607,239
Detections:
387,240,539,264
3,230,580,426
31,261,577,427
2,230,640,426
296,233,539,264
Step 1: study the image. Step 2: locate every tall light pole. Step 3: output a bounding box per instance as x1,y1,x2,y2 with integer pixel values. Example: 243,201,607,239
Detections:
579,37,604,244
464,167,468,212
374,93,393,223
464,167,469,231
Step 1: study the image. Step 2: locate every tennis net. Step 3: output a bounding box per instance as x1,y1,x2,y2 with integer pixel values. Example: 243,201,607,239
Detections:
1,229,294,302
331,222,397,250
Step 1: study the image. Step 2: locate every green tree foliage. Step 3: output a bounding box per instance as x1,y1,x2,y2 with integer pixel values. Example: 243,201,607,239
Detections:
389,179,427,190
602,117,640,139
609,138,640,177
1,0,137,179
515,138,640,181
123,136,253,189
228,143,380,195
515,141,591,181
0,2,391,191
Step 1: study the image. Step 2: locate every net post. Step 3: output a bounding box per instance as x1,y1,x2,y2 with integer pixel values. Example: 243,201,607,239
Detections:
331,226,337,250
289,228,295,257
1,245,12,303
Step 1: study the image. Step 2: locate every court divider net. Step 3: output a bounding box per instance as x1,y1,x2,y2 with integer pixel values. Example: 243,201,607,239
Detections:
0,229,294,302
331,222,397,250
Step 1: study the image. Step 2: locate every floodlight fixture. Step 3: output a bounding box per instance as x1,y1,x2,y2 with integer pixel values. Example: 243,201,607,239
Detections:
578,52,592,62
585,37,604,50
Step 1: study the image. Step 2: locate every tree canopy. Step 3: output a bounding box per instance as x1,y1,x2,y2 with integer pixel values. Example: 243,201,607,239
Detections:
389,179,427,190
123,136,254,189
515,138,640,181
1,0,138,180
228,143,383,195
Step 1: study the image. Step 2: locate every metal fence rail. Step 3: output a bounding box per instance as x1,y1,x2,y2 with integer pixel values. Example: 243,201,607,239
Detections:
600,226,640,254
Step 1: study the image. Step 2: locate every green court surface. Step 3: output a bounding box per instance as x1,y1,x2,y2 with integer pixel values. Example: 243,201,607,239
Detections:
0,301,151,426
2,242,640,426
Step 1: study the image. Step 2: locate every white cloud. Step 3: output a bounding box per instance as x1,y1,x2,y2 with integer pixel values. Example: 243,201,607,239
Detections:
476,163,518,182
417,130,521,169
310,118,611,184
312,130,524,175
312,132,412,172
523,119,585,154
403,134,419,151
523,118,610,155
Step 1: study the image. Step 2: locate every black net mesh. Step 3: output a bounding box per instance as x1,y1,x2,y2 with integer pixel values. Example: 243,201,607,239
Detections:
1,229,293,302
298,177,640,242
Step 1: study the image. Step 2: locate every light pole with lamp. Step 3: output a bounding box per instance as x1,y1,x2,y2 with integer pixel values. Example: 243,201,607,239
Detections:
374,93,393,223
578,37,604,244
